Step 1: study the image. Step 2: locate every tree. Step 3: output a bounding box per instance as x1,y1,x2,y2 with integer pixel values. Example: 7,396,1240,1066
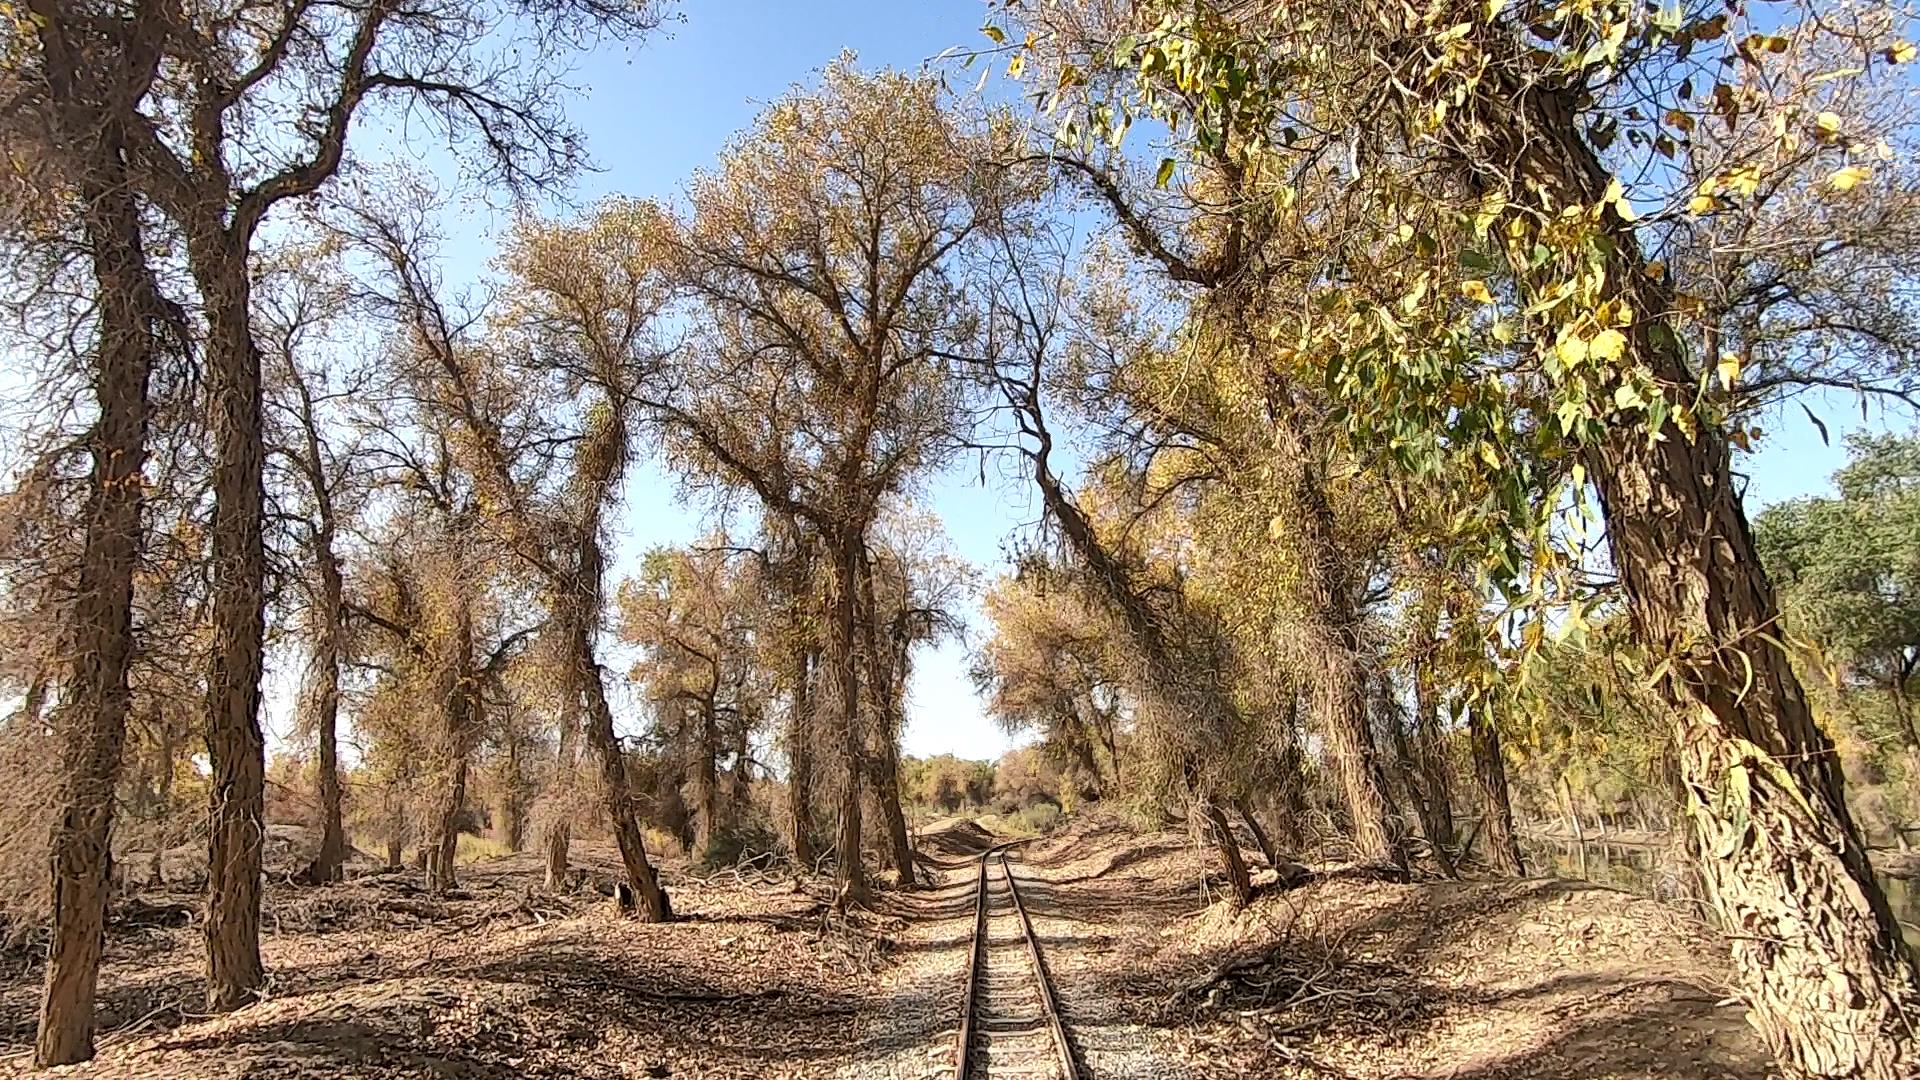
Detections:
637,60,1031,902
618,541,763,862
1758,435,1920,750
974,558,1127,796
258,243,365,886
1,1,178,1061
1008,0,1920,1069
67,0,674,1010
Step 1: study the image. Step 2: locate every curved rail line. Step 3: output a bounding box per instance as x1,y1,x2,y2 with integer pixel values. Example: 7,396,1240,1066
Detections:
955,842,1077,1079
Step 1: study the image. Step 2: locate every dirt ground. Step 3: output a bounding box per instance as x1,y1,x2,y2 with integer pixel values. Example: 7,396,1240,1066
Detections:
0,818,1774,1079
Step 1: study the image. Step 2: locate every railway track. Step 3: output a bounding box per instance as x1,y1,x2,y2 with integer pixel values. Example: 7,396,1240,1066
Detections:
955,843,1077,1080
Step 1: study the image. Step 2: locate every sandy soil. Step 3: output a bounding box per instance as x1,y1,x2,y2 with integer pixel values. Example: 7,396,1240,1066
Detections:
0,818,1774,1079
1016,815,1774,1080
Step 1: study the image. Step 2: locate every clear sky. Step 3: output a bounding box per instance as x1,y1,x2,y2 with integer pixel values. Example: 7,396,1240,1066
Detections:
328,0,1911,764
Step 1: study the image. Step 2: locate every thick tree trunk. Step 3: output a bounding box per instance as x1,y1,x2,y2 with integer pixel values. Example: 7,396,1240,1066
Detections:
868,750,916,888
198,241,268,1015
1288,455,1402,868
824,536,868,906
856,556,916,889
1202,801,1254,907
729,714,752,809
1468,709,1526,876
1594,425,1920,1077
1473,71,1920,1075
579,659,672,921
787,648,818,870
34,161,158,1068
496,724,528,851
426,754,468,894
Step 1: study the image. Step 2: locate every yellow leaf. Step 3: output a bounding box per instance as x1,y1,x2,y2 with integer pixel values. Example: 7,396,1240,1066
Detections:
1688,194,1717,215
1487,0,1508,17
1556,334,1588,367
1478,441,1502,469
1717,353,1741,390
1589,328,1627,362
1459,279,1494,304
1643,260,1666,282
1815,111,1842,140
1888,40,1917,64
1828,164,1871,191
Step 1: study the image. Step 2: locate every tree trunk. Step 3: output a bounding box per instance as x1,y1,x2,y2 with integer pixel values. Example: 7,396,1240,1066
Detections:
569,533,671,922
198,239,268,1015
1382,676,1459,878
34,149,158,1067
496,723,528,851
856,555,916,889
730,716,752,805
1286,453,1402,869
824,535,868,907
787,647,818,870
1468,708,1526,876
301,552,347,885
1473,71,1920,1074
290,360,348,887
1232,795,1280,867
695,702,720,859
543,694,578,889
1202,801,1254,907
426,754,468,894
1411,663,1459,854
868,751,916,888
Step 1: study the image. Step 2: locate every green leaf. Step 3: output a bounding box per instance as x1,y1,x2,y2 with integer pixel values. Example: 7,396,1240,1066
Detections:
983,23,1007,43
1155,157,1177,188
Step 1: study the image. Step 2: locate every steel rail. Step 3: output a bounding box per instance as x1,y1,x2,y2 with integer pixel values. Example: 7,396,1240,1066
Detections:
953,840,1077,1079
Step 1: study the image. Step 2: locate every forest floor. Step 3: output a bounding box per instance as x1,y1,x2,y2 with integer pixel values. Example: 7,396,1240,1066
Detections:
0,816,1773,1079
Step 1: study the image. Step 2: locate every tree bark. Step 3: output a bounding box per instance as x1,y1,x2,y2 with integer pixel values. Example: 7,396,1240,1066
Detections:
1411,663,1459,854
1233,795,1280,867
1472,70,1920,1075
1468,709,1526,876
33,122,159,1065
570,534,671,922
694,701,720,859
856,554,917,889
300,550,347,885
1286,453,1403,869
787,647,818,870
197,238,268,1015
1382,675,1458,878
824,534,868,907
289,364,348,887
426,753,468,894
543,694,578,890
1202,800,1254,907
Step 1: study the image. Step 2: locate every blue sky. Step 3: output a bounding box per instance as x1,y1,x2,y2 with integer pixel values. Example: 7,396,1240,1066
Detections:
328,0,1912,764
